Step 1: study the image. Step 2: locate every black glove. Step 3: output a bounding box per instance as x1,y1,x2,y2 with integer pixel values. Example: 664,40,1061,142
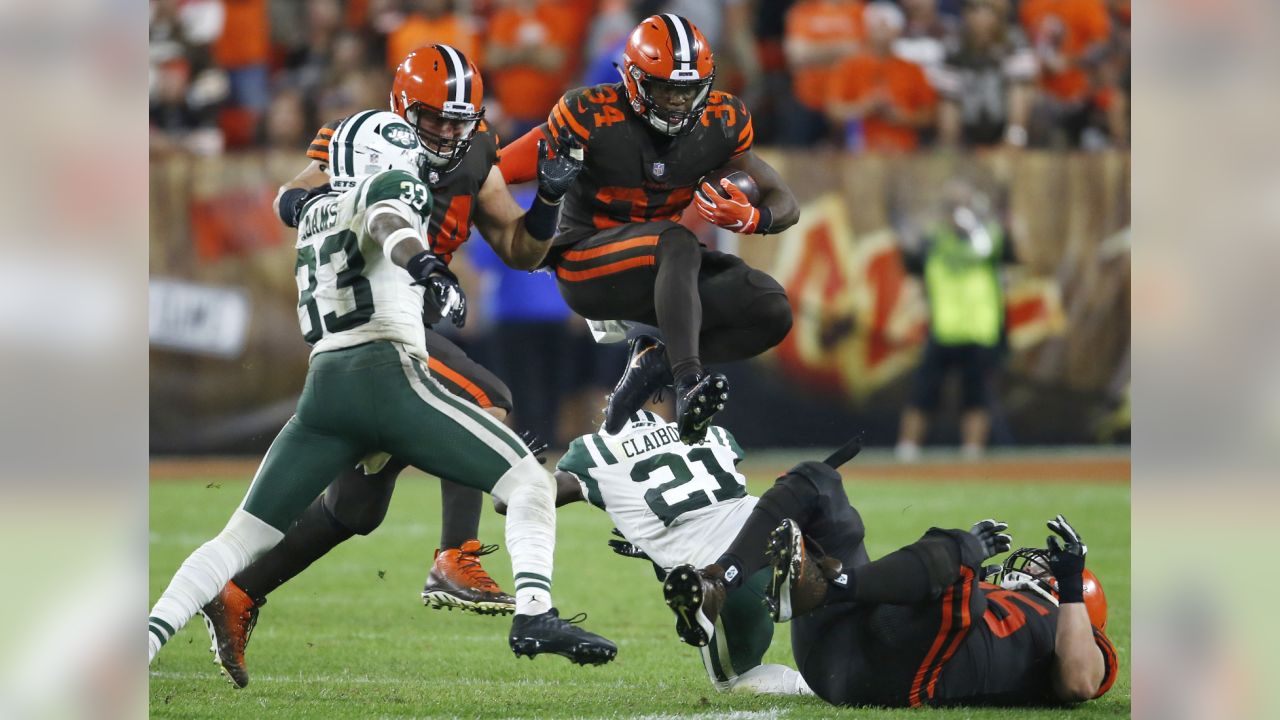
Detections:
536,133,585,202
968,519,1012,561
1045,514,1087,603
608,528,650,561
518,430,548,465
406,251,466,328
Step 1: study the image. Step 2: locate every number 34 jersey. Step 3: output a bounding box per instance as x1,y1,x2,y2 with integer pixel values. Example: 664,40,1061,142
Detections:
557,414,757,570
294,169,433,361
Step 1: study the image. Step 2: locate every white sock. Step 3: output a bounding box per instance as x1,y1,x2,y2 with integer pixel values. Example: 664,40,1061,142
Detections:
494,458,556,616
729,664,813,696
895,441,921,463
148,510,282,663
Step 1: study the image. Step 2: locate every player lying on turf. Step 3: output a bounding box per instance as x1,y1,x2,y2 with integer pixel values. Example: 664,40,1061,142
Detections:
247,44,588,622
149,111,616,681
493,409,810,695
661,445,1119,707
500,13,801,444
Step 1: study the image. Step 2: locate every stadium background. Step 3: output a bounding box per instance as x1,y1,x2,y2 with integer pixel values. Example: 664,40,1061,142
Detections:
149,1,1130,717
149,0,1131,454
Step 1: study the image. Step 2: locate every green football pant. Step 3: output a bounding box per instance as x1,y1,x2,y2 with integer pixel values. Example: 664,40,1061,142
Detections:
241,341,532,532
700,568,775,689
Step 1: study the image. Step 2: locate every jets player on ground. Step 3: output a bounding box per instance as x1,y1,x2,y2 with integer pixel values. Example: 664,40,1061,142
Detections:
661,444,1120,707
502,409,810,695
500,14,801,445
148,111,616,678
197,44,589,690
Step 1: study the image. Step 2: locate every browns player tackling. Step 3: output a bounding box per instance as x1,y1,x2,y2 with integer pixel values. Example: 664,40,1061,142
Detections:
661,439,1120,708
501,13,800,444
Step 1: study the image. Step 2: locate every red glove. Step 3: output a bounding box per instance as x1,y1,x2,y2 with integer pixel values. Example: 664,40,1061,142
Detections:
694,179,761,234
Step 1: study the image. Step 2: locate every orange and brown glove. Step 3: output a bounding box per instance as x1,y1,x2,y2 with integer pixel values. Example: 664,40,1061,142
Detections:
694,179,761,234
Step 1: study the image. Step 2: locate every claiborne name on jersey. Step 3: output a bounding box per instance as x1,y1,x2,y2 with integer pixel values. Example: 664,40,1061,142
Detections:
621,425,682,458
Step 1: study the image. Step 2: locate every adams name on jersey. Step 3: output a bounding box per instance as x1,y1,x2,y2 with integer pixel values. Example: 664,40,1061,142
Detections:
558,411,755,570
294,168,433,360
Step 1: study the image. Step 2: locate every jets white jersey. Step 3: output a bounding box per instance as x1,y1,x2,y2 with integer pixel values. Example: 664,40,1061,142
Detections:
557,412,757,570
294,168,432,361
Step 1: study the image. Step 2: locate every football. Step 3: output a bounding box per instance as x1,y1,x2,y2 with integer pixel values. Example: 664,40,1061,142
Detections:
697,167,761,206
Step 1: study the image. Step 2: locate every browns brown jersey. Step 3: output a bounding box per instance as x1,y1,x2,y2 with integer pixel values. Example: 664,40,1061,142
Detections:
925,583,1119,707
537,83,754,243
306,118,500,265
820,579,1120,707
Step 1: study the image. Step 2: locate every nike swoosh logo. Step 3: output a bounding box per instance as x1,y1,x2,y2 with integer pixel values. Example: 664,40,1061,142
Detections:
576,98,588,114
630,345,658,369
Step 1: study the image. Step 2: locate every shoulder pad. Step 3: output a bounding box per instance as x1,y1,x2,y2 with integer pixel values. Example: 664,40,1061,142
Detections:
703,91,754,155
557,435,595,473
362,169,431,216
549,84,629,143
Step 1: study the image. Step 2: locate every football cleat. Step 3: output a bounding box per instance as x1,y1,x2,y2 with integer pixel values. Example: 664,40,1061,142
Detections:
199,580,261,689
675,372,729,444
422,540,515,615
663,564,726,647
604,335,674,434
508,608,618,665
765,519,844,623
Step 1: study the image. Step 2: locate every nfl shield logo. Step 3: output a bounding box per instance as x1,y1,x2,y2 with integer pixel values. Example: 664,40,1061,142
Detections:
652,162,665,177
428,170,440,184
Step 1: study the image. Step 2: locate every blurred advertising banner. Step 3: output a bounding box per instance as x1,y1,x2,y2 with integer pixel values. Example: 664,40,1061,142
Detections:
150,149,1128,452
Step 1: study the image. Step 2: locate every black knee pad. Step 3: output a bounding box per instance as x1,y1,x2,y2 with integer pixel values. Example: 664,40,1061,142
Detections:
749,289,793,344
902,528,988,596
323,467,399,536
756,461,839,525
656,226,701,262
783,461,843,495
324,494,390,536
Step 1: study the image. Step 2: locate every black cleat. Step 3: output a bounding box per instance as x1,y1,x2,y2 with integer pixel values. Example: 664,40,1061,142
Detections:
765,519,843,622
765,519,805,623
675,372,729,444
662,564,725,647
604,335,673,434
509,608,618,665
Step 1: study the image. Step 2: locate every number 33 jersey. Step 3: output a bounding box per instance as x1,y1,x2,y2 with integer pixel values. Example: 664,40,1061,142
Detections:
294,169,433,361
557,412,758,570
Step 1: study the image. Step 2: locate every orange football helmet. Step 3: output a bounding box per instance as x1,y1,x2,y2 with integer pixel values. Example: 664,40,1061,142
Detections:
620,14,716,136
390,44,485,171
999,547,1109,630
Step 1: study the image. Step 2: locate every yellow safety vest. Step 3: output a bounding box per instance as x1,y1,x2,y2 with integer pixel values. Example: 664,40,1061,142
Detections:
923,224,1005,347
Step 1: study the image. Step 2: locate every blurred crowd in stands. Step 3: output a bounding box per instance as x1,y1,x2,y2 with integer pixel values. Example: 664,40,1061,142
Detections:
150,0,1130,157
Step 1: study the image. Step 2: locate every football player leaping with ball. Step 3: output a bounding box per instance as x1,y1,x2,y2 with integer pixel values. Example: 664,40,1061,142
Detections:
500,13,801,445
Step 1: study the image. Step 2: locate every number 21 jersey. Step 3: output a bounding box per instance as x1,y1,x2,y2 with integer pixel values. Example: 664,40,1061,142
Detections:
557,412,758,570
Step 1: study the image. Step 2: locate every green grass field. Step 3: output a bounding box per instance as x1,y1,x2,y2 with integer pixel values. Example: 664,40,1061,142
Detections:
149,457,1129,719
